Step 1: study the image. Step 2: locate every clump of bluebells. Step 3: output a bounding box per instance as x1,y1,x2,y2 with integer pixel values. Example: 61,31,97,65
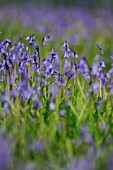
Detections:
0,32,113,170
0,33,112,117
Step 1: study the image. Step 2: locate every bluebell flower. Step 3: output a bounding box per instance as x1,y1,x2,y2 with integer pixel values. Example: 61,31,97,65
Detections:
98,60,106,71
72,63,78,72
34,100,42,109
66,89,71,97
60,109,66,116
3,103,10,115
65,71,74,79
49,102,56,110
62,41,70,52
50,84,59,97
65,101,71,107
91,63,98,76
58,77,66,87
34,43,39,51
25,34,35,45
92,81,99,92
30,139,46,153
42,34,50,46
110,55,113,60
107,68,113,78
0,132,11,169
96,98,104,109
62,41,78,59
63,60,72,72
49,49,59,62
96,43,104,55
3,39,11,46
69,50,78,59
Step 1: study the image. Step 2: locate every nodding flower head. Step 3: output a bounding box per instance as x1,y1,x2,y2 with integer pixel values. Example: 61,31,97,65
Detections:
25,34,35,45
62,41,70,52
42,34,51,46
49,49,59,62
96,43,104,55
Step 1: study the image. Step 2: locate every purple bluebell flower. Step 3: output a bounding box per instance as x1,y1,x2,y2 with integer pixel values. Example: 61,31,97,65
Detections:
66,89,71,97
80,125,93,144
50,84,59,97
96,43,104,55
25,34,35,45
10,45,15,52
0,132,11,169
25,36,30,41
49,49,59,62
91,63,98,76
58,77,66,87
110,55,113,60
96,98,104,109
97,71,106,86
42,34,50,46
79,56,90,80
107,68,113,78
10,89,18,101
34,43,39,57
49,102,56,110
64,152,95,170
51,68,59,75
86,92,91,98
92,81,99,92
30,139,46,153
105,151,113,170
65,71,74,79
34,100,42,109
62,41,70,58
63,60,72,72
98,59,106,71
69,50,78,59
62,41,78,59
19,35,22,41
79,56,88,72
62,41,70,52
3,39,11,46
65,101,71,107
63,51,70,58
34,43,39,51
60,109,66,116
3,102,10,115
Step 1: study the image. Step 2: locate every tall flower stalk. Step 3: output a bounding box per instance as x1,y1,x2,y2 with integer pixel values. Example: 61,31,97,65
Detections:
96,43,104,99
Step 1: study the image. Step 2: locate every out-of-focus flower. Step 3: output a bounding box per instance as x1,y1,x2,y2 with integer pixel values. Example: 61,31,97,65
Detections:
0,132,11,169
91,63,98,76
3,103,10,115
63,60,72,72
50,84,59,97
92,81,99,92
30,139,46,153
60,109,66,116
34,100,42,109
49,102,56,111
96,98,104,109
